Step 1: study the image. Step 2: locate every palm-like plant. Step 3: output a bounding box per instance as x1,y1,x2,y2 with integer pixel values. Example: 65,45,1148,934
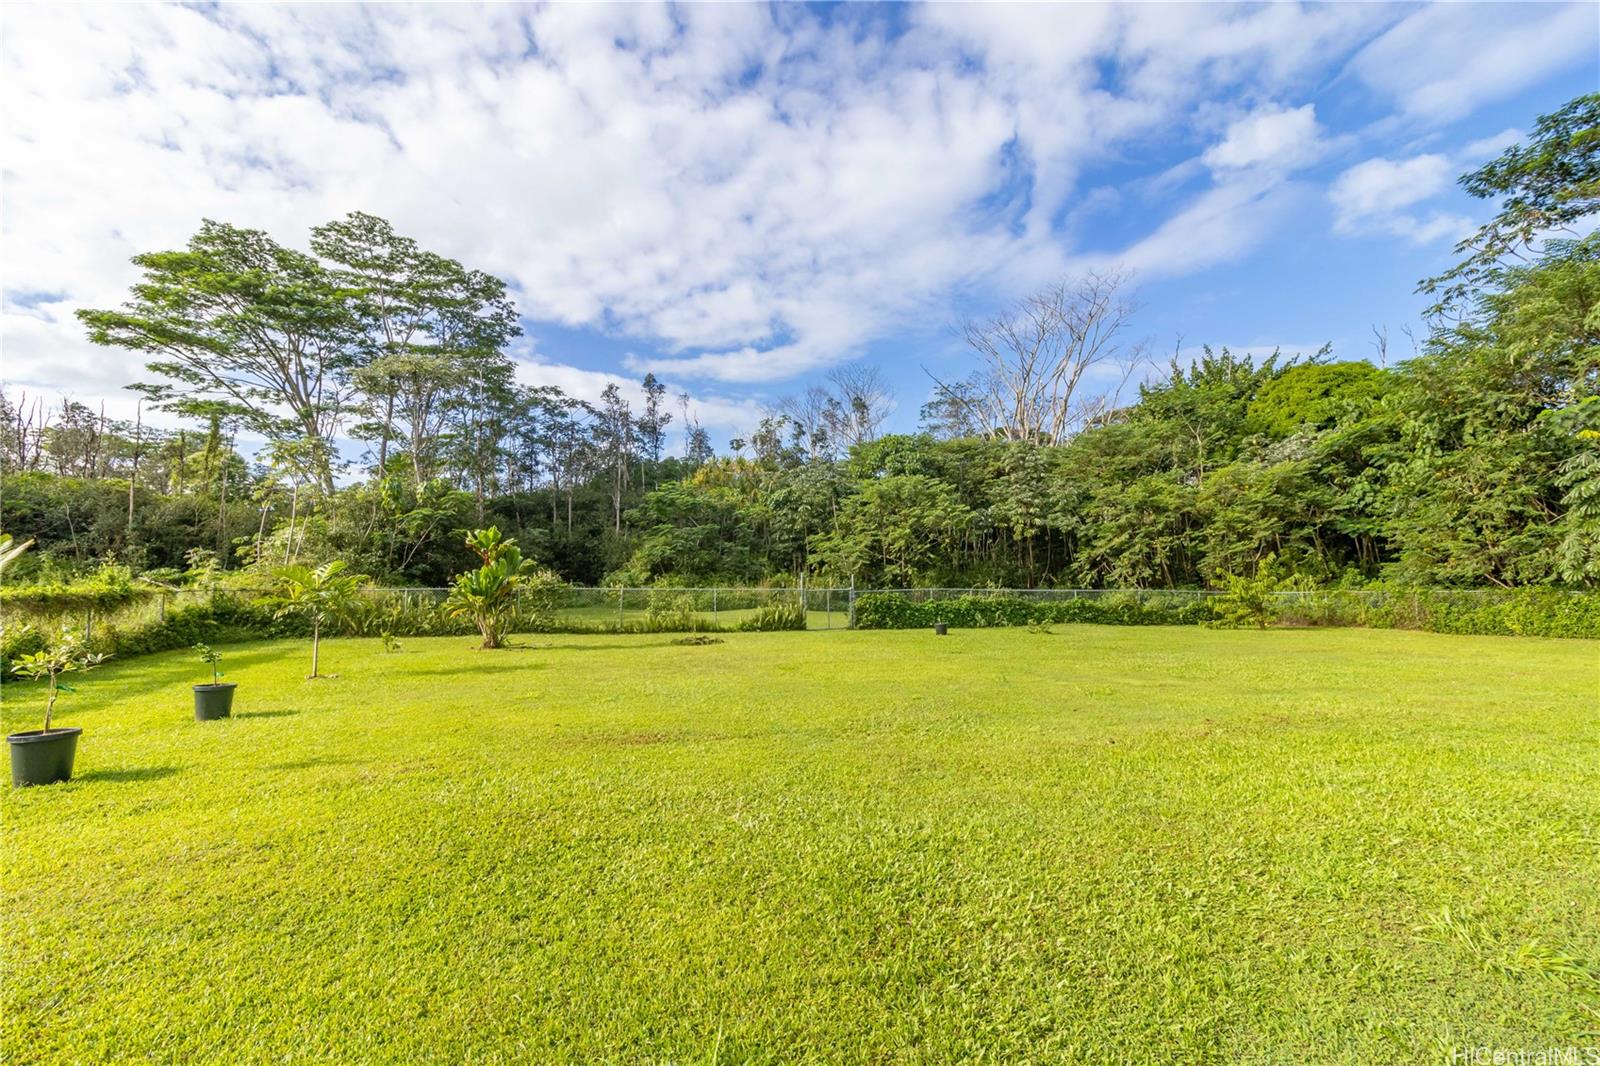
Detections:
0,533,35,574
445,527,539,649
267,561,365,678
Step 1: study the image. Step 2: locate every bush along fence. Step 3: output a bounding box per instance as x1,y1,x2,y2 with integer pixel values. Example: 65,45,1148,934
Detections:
851,587,1600,639
2,583,1596,678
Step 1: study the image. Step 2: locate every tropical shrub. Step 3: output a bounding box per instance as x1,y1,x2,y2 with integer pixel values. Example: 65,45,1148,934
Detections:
1,623,49,681
0,562,160,618
645,593,700,633
445,528,562,649
1210,557,1286,629
852,592,1213,630
738,602,807,632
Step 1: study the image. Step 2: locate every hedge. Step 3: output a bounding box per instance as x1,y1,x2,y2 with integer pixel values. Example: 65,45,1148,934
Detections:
853,592,1212,630
853,589,1600,638
0,581,162,615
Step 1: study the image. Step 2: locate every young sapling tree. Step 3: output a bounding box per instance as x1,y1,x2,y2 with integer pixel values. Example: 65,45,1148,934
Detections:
267,561,366,678
12,630,109,734
195,643,224,685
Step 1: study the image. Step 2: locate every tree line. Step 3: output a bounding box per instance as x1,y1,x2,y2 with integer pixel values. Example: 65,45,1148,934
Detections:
1,93,1594,591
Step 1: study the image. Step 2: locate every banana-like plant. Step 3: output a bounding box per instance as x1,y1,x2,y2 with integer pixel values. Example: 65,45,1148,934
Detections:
445,527,541,649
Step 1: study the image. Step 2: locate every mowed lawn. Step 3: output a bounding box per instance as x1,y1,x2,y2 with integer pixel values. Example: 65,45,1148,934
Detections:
2,628,1597,1063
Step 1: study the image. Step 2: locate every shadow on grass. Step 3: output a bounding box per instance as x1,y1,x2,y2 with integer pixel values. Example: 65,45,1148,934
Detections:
76,766,180,784
263,756,363,772
533,640,687,652
232,710,299,719
398,655,564,677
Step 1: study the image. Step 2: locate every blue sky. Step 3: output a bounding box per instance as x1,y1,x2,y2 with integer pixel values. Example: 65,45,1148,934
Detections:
2,2,1596,449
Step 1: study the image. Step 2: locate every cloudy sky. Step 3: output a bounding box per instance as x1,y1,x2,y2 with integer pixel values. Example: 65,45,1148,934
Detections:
2,2,1596,447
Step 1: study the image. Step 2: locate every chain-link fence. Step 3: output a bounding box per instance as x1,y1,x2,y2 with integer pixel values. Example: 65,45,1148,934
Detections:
9,584,1596,639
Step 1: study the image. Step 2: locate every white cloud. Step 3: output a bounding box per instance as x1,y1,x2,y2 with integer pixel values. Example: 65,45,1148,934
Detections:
1327,123,1528,245
0,0,1591,408
1330,155,1455,228
1348,3,1599,121
1202,104,1324,171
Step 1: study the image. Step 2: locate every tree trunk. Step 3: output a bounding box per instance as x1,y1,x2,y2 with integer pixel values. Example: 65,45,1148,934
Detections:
283,482,300,565
310,621,320,678
127,400,142,544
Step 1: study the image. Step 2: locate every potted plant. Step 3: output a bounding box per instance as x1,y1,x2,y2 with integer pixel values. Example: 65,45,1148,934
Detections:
6,629,108,787
192,643,236,720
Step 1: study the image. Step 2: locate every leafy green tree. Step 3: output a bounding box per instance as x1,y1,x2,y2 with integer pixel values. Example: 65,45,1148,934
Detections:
1423,92,1599,314
1387,233,1598,586
313,212,520,486
616,483,762,584
78,221,361,493
810,475,975,585
1245,362,1393,439
269,561,366,678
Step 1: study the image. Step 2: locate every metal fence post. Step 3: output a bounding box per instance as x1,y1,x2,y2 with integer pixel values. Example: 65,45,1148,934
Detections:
712,588,718,626
848,577,856,629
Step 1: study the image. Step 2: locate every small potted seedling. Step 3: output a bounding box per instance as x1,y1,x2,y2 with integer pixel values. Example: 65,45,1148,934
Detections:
6,629,108,787
192,643,236,721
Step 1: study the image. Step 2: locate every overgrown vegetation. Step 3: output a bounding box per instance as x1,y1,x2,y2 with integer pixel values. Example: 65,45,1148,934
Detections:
1,95,1593,600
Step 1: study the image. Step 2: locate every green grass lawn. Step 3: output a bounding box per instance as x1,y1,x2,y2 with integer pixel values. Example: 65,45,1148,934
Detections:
3,627,1597,1062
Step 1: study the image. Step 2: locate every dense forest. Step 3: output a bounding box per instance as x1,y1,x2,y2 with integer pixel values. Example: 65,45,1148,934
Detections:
2,93,1595,593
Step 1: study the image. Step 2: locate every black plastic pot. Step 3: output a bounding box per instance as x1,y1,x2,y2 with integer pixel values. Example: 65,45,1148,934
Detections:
934,622,948,636
8,727,82,787
193,683,237,721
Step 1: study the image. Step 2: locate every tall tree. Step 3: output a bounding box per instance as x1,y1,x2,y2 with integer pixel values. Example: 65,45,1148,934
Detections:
1422,92,1599,315
598,384,634,533
312,212,520,486
932,272,1137,444
79,220,361,493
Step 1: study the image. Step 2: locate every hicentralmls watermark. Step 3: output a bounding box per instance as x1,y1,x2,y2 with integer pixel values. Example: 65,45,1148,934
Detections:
1451,1048,1600,1066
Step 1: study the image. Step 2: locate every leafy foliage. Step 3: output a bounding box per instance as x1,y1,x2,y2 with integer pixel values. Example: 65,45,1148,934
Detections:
444,527,562,649
1210,555,1288,629
9,628,108,732
266,561,366,677
737,602,807,632
1,95,1592,601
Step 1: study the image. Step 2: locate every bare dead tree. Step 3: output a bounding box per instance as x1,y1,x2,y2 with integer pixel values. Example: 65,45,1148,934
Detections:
931,271,1138,444
778,362,893,459
778,387,836,458
1071,340,1150,431
825,362,891,450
